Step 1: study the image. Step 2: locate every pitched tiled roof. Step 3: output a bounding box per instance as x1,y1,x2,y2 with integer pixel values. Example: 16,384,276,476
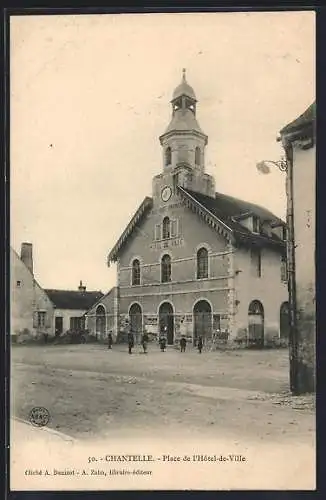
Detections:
280,102,316,137
45,289,104,310
181,188,285,248
85,287,116,314
107,186,285,263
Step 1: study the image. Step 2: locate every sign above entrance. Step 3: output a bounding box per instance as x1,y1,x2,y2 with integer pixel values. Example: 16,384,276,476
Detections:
150,238,184,251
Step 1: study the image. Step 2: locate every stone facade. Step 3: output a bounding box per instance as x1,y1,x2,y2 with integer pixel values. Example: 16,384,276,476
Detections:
85,287,118,341
280,102,316,391
89,73,289,348
11,245,102,340
10,246,54,338
233,245,288,346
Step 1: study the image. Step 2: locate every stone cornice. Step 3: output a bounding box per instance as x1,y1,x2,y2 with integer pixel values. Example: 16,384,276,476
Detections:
159,129,208,145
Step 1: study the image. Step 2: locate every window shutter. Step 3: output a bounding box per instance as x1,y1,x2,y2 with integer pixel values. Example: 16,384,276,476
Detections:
170,219,177,238
155,224,161,240
33,311,38,328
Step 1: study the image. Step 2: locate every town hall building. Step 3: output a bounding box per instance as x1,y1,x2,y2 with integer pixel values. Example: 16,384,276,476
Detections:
86,71,289,347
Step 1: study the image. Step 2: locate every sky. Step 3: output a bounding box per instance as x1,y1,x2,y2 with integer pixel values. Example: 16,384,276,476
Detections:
10,11,315,293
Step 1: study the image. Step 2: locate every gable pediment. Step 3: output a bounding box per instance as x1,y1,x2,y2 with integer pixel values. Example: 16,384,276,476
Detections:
108,197,153,264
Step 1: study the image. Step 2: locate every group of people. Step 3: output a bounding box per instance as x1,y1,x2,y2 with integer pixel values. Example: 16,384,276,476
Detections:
108,330,204,354
179,335,203,353
127,331,149,354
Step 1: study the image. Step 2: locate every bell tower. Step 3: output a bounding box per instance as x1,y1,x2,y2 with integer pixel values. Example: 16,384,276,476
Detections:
153,69,215,206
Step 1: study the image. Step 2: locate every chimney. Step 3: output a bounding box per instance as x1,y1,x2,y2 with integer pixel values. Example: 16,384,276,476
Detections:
21,242,33,275
78,280,86,292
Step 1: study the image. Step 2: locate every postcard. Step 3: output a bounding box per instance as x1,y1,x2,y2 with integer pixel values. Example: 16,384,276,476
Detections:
9,10,316,491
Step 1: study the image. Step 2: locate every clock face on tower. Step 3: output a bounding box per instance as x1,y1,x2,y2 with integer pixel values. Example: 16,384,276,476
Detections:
161,186,172,202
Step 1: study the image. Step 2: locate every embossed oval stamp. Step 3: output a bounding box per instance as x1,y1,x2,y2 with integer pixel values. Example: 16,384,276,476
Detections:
29,406,50,427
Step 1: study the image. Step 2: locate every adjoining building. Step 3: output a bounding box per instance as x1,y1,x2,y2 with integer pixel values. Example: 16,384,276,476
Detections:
86,71,288,347
10,242,103,340
45,282,104,337
279,102,316,390
11,244,53,340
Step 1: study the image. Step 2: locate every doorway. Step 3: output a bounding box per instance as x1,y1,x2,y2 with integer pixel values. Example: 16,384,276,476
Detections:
55,316,63,336
248,300,264,348
193,300,212,346
159,302,174,345
129,303,142,344
280,301,290,343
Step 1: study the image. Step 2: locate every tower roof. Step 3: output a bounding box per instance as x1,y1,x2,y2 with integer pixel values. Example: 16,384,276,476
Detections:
172,69,197,101
163,108,204,135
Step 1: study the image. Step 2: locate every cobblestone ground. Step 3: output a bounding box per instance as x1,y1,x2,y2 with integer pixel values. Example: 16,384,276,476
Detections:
11,344,315,445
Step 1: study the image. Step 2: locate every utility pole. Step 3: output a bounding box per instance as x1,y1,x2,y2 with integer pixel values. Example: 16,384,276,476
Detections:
283,144,299,394
256,154,299,394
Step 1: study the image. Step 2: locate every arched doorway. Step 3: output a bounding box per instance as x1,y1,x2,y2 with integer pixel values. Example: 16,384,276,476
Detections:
280,301,290,343
193,300,212,346
96,305,106,341
159,302,174,345
248,300,264,348
129,303,142,344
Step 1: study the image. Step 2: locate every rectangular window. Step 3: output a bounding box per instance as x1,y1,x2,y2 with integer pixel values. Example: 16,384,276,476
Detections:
282,226,287,241
16,280,21,287
37,311,46,328
281,254,287,282
70,317,85,331
250,248,261,278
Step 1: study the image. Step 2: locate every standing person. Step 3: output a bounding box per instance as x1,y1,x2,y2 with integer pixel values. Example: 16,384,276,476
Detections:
141,330,149,354
159,336,166,352
180,318,187,352
128,332,134,354
197,336,203,354
107,332,113,349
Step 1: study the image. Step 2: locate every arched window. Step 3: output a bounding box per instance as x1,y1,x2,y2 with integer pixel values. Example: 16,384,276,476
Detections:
197,247,208,279
248,300,264,316
195,147,201,166
162,217,170,239
165,147,172,166
132,259,140,285
96,305,106,339
161,254,171,283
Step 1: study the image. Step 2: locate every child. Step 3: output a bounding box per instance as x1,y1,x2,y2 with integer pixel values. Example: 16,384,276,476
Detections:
159,336,166,352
